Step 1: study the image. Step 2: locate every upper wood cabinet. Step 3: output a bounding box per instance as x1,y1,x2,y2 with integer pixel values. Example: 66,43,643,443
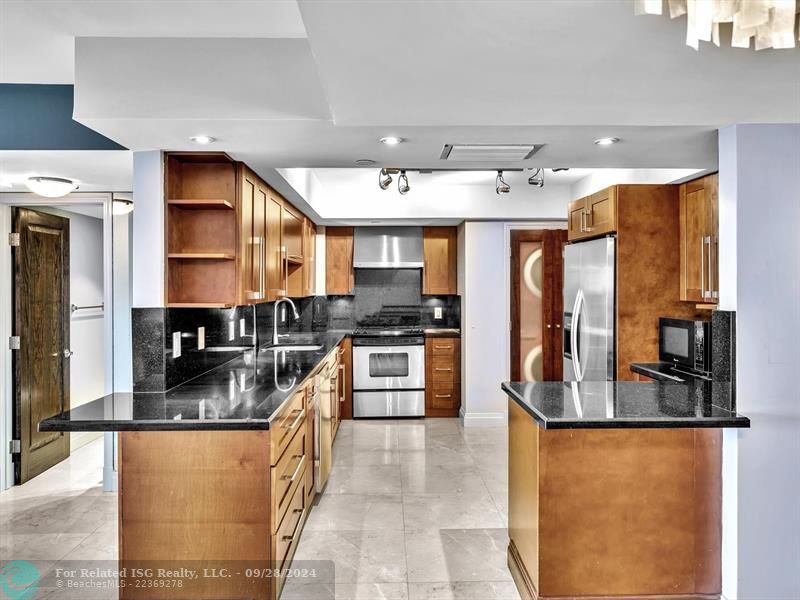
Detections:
303,218,316,297
567,187,618,241
164,152,318,307
325,227,355,294
423,226,458,295
679,173,718,304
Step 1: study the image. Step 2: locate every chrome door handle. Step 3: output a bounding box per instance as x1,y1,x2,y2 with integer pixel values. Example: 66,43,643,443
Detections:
63,349,74,358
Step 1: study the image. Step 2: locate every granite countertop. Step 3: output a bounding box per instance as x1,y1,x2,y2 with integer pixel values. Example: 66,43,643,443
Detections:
502,380,750,429
630,362,711,383
424,328,461,337
39,332,346,432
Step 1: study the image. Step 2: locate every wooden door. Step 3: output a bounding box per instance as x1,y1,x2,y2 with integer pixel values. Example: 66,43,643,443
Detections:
586,186,617,237
510,229,568,382
325,227,354,294
266,191,284,300
13,208,70,483
679,176,718,303
423,226,457,295
567,197,588,241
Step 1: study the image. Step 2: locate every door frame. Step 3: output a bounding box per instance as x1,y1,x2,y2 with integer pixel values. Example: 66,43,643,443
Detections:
503,222,567,385
0,192,115,491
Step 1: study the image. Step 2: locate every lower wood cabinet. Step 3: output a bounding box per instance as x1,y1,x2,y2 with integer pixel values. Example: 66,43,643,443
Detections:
425,337,461,417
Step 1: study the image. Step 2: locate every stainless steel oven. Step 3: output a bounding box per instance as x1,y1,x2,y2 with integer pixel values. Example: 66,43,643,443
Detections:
352,330,425,418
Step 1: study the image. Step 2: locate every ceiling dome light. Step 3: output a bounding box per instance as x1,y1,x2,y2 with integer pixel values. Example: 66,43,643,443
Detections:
356,159,377,166
594,137,620,146
379,136,404,146
112,195,134,216
495,171,510,195
527,168,545,187
190,135,216,144
378,168,393,190
398,170,410,195
25,176,78,198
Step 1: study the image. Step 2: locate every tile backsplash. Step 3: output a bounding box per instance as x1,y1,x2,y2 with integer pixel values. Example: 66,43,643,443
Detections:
132,270,460,392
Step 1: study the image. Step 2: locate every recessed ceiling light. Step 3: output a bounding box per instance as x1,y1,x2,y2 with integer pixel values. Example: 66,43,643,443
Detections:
379,136,404,146
356,159,377,166
594,137,620,146
190,135,216,144
25,176,78,198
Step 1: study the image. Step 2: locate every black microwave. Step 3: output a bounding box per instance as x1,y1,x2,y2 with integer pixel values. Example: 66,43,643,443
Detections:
658,318,711,374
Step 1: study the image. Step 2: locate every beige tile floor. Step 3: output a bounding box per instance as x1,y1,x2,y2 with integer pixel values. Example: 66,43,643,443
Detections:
0,419,519,600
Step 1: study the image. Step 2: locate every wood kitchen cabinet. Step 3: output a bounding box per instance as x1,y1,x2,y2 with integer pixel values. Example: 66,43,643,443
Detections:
425,337,461,417
567,187,618,241
423,226,458,295
679,173,718,304
303,218,316,296
325,226,355,294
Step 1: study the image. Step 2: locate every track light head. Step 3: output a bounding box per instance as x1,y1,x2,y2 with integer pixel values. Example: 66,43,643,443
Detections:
398,170,410,195
378,168,393,190
527,168,545,188
495,171,510,195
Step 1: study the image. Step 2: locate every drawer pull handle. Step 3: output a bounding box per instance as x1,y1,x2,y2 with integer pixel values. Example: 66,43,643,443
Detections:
281,455,306,482
282,534,294,541
434,367,453,372
435,394,452,398
282,409,306,432
434,345,452,350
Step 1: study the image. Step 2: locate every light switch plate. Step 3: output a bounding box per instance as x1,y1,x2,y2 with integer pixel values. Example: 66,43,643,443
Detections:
172,331,182,358
197,327,205,350
239,318,246,337
228,321,235,341
434,307,443,320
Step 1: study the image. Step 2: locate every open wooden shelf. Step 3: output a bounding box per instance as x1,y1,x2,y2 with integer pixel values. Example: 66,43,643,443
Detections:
167,199,234,210
167,302,234,309
168,252,235,260
287,254,304,266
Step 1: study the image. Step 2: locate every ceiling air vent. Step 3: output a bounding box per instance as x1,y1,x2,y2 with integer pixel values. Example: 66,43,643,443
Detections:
440,144,541,162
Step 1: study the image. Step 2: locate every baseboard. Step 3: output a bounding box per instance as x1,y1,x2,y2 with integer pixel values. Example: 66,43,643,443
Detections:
460,409,507,427
508,540,538,600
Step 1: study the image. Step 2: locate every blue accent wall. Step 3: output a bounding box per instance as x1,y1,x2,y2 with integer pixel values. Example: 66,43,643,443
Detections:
0,84,126,150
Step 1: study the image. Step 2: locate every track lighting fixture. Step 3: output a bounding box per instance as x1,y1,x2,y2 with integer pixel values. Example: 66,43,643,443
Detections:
552,167,570,172
527,168,544,188
378,168,393,190
398,170,410,195
495,171,510,195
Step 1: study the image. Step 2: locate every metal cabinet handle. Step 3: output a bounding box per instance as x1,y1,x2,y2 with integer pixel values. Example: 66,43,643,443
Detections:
708,236,715,299
700,237,706,298
434,367,453,372
434,345,452,350
580,211,586,232
711,237,718,299
259,237,266,297
584,209,593,231
63,349,74,358
281,454,306,482
282,409,305,432
435,394,452,398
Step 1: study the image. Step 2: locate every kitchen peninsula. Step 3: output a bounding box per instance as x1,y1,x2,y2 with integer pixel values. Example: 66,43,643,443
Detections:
40,332,348,600
502,380,749,600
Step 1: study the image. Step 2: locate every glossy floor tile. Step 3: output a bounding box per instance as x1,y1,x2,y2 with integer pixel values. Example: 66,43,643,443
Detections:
0,419,518,599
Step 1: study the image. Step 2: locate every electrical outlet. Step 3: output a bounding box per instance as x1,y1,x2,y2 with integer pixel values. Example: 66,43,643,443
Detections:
434,307,443,320
239,318,246,337
228,321,235,341
172,331,182,358
197,327,205,350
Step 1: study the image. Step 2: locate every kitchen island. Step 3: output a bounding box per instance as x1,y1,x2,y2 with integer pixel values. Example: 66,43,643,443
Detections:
502,380,749,600
40,332,348,600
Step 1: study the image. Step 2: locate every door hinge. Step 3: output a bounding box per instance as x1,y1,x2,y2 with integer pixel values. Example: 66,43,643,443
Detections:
8,233,20,247
9,439,20,454
8,336,20,350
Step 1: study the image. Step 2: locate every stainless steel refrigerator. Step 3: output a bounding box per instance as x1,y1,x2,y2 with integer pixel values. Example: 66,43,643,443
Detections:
563,236,616,382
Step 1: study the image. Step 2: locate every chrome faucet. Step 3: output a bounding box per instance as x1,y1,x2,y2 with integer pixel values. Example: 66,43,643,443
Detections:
273,298,300,345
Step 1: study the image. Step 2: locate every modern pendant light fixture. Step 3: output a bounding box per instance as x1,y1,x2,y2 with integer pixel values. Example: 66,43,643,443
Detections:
495,171,510,195
398,170,410,195
378,168,393,190
25,176,78,198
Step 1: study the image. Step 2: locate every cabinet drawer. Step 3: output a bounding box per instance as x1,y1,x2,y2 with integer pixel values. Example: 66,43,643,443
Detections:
429,388,460,410
271,424,307,531
429,340,456,355
430,357,458,386
274,473,307,597
271,389,306,466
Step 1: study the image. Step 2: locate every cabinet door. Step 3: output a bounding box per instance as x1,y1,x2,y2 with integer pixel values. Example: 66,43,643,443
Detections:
567,197,588,241
586,186,617,236
303,219,316,297
266,191,285,300
325,227,354,294
283,204,304,260
240,171,255,303
680,176,718,303
423,226,457,295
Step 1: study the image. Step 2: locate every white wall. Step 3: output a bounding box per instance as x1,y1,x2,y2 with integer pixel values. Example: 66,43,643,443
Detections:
132,150,164,307
719,124,800,600
570,168,703,198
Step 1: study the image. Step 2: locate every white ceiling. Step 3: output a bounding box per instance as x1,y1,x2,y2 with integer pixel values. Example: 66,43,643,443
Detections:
1,0,799,181
0,151,133,192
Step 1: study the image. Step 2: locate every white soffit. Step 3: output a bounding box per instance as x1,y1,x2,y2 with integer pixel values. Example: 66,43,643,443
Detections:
0,151,132,192
74,38,331,121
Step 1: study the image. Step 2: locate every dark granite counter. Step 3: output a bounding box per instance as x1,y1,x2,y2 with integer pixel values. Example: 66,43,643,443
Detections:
424,328,461,338
502,380,749,429
630,362,711,383
40,332,346,432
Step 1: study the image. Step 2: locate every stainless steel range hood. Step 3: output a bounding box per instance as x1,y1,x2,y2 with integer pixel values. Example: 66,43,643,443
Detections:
353,226,424,269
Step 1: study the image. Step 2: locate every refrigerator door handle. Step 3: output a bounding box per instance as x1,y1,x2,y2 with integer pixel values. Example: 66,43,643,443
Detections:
571,289,585,382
